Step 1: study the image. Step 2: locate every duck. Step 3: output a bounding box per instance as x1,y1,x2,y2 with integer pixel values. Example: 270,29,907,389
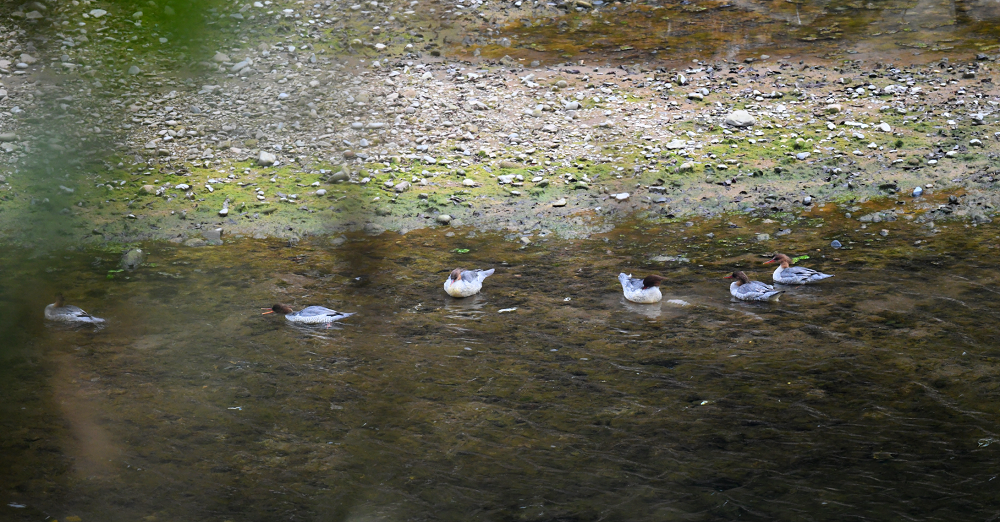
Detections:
443,268,495,298
618,273,665,304
765,253,834,285
262,304,354,327
44,294,105,324
725,271,783,302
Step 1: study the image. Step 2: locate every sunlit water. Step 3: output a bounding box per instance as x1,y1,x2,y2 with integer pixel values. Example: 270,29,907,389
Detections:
2,212,999,521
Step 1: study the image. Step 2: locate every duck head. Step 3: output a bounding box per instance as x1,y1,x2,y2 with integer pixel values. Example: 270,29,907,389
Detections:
262,304,294,315
641,275,666,289
764,253,792,267
724,271,751,285
54,294,65,307
448,268,464,282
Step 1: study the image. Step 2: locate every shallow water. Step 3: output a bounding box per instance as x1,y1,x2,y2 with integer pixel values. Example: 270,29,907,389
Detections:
2,210,1000,521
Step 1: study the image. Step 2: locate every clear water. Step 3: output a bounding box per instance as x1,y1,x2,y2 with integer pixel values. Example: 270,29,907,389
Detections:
2,213,999,521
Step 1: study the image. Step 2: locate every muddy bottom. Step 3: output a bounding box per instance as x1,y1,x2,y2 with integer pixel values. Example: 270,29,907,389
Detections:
1,210,999,521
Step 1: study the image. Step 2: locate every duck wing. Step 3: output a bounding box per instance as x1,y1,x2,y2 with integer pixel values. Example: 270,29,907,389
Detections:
618,273,645,292
461,269,495,283
297,306,354,320
736,280,775,297
61,305,105,323
785,266,833,282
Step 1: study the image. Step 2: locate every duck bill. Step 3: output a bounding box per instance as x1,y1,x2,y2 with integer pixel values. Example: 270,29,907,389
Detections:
723,275,734,279
763,259,776,265
261,310,275,315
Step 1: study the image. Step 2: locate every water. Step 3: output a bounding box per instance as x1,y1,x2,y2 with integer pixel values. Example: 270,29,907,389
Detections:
2,210,999,521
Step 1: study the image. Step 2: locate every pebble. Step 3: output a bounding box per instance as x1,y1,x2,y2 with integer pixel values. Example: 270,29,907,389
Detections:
258,151,276,166
315,189,327,196
552,198,567,207
912,186,923,197
795,152,811,160
831,240,842,249
436,214,452,224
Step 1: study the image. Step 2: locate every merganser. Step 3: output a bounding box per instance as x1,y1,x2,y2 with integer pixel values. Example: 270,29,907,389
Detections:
263,304,354,327
764,253,834,285
725,271,783,302
618,273,665,304
44,294,105,324
443,268,495,298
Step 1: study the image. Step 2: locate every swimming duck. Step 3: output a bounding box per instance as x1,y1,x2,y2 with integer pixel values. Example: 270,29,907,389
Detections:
725,271,783,302
443,268,495,298
765,253,834,285
618,273,665,304
44,294,105,324
263,304,354,326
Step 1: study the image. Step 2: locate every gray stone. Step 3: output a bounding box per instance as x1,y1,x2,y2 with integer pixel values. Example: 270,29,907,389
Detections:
363,222,385,236
202,228,223,242
315,189,327,196
393,181,411,193
831,240,842,249
128,65,141,75
724,110,755,127
436,214,452,224
795,152,811,160
258,151,277,166
552,198,567,207
213,52,231,62
120,248,144,270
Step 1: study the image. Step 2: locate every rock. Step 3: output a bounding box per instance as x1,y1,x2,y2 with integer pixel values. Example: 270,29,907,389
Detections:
393,181,411,193
678,162,695,172
912,186,923,197
831,240,842,249
436,214,452,224
970,138,984,147
140,184,156,194
258,151,276,166
89,9,107,17
315,189,327,196
795,152,811,160
879,229,889,237
666,139,687,150
128,66,141,75
876,122,892,132
328,171,349,183
363,222,385,236
803,196,813,205
687,92,704,101
202,228,223,242
755,233,770,242
175,184,190,191
552,198,567,207
184,238,207,247
0,133,16,142
723,110,755,127
219,207,229,217
462,178,477,187
120,248,144,270
824,104,842,114
213,52,231,62
614,192,629,201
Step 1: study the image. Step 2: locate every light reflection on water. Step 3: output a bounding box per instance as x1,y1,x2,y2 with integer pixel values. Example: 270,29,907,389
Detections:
1,214,999,521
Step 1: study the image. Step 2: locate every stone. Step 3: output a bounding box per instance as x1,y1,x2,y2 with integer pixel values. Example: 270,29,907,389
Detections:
315,189,327,196
755,233,770,242
213,52,231,62
876,122,892,132
436,214,452,224
824,104,842,114
363,222,385,236
912,186,923,197
666,139,687,150
120,248,144,270
203,228,223,242
128,66,141,75
393,181,411,193
552,198,567,207
89,9,107,17
795,152,811,160
723,110,755,127
803,196,813,205
687,92,704,101
831,240,842,249
140,184,156,194
258,151,276,166
614,192,629,201
0,133,18,142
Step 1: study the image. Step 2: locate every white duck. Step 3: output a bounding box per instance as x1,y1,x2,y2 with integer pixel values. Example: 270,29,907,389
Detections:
618,273,666,304
765,253,834,285
725,271,783,302
443,268,495,298
263,304,354,327
44,295,105,324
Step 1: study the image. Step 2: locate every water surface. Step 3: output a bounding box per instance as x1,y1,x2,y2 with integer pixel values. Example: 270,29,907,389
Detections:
1,212,999,521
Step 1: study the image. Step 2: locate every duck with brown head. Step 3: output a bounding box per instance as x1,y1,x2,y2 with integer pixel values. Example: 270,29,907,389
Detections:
764,253,834,285
724,271,783,302
443,268,495,298
44,294,105,324
262,304,354,327
618,273,666,303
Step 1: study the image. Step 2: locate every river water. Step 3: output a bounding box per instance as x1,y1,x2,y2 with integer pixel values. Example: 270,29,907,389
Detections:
1,207,998,521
